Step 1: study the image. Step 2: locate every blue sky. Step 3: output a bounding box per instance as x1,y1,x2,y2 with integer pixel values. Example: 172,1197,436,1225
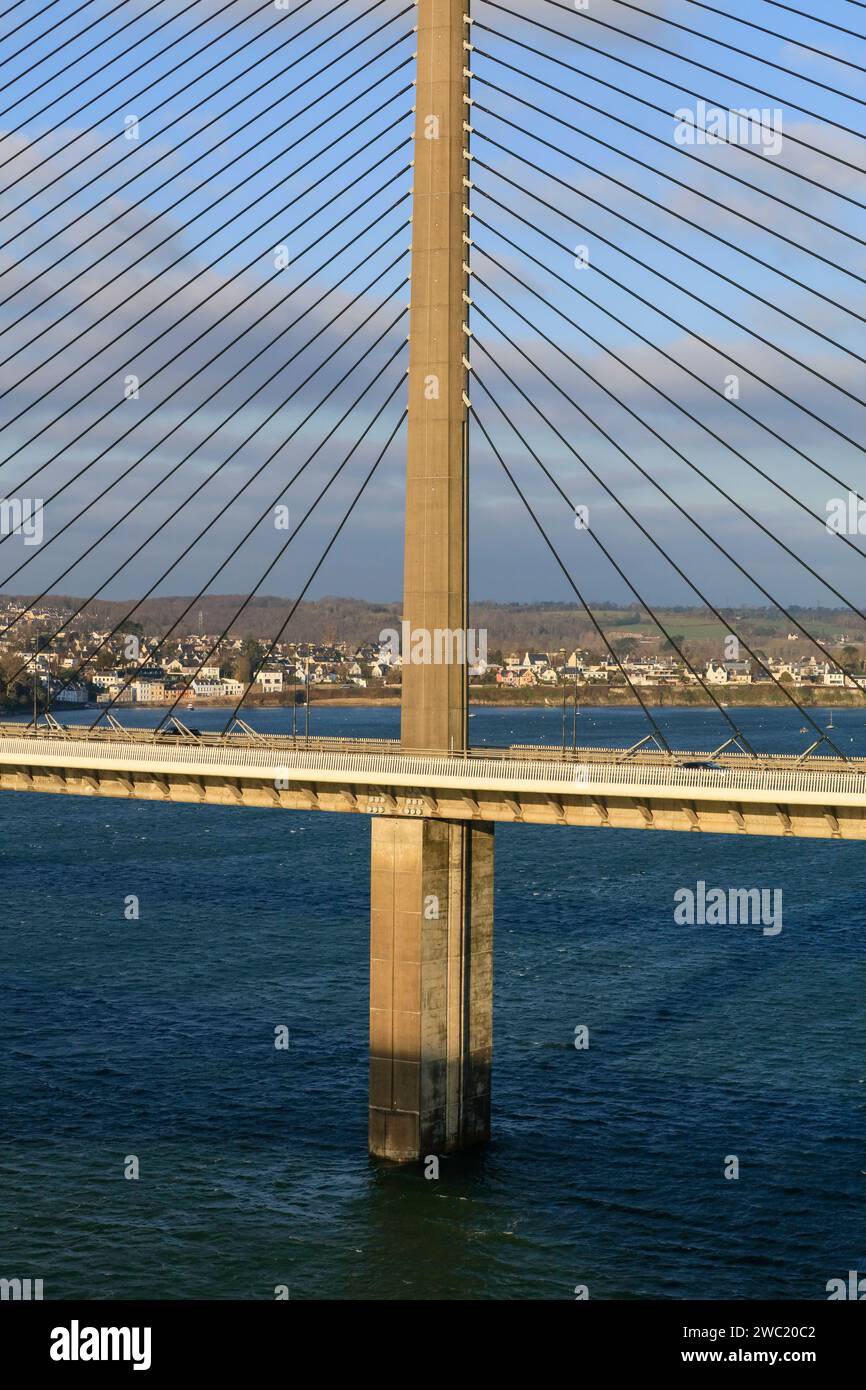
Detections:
1,0,865,610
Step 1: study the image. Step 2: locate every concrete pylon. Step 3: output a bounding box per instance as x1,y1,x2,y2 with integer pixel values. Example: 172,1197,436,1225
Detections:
400,0,469,756
368,0,494,1162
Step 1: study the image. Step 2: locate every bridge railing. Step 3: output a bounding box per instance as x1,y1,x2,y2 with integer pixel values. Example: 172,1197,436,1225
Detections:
0,722,863,775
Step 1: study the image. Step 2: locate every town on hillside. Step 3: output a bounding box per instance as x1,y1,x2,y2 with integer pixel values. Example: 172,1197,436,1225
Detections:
0,597,863,712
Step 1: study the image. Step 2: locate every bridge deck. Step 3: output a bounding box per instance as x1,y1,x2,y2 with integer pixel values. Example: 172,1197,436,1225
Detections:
0,723,864,839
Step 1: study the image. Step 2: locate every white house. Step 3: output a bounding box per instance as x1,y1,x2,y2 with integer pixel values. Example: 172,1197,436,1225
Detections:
257,669,284,693
191,678,222,698
91,670,123,689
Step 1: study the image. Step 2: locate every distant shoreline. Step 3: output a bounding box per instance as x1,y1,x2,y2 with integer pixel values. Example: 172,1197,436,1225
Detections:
47,684,866,714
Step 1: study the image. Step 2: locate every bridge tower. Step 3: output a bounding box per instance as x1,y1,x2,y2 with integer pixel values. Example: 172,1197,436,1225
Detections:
368,0,494,1161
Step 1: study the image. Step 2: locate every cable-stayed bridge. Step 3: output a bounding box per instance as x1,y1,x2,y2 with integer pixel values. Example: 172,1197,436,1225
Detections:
2,0,866,1158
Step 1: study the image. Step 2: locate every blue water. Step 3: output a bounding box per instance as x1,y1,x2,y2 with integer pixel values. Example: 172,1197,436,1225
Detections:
1,706,865,1300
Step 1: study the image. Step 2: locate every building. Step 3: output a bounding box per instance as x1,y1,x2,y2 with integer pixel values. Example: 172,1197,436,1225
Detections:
133,679,167,702
706,659,752,685
190,678,222,699
257,669,284,693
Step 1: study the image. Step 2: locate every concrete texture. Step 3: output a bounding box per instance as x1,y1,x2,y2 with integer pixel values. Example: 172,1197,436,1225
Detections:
369,816,493,1160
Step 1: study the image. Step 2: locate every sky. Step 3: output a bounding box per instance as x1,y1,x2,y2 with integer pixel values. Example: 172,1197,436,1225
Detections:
1,0,866,613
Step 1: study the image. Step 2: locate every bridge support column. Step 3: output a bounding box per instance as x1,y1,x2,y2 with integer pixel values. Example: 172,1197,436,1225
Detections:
369,816,493,1161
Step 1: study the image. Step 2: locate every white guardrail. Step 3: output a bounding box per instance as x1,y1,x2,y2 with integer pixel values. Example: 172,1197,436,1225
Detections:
1,733,866,807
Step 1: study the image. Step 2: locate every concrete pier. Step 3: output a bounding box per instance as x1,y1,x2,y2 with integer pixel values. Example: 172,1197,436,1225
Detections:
369,817,493,1160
